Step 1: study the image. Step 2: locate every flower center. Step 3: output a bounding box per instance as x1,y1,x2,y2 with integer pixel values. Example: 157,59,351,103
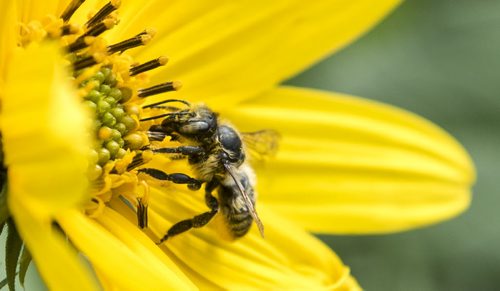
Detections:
18,0,184,217
84,67,136,179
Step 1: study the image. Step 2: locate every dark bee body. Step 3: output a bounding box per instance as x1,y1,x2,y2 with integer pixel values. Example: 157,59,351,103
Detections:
217,167,256,237
141,102,269,242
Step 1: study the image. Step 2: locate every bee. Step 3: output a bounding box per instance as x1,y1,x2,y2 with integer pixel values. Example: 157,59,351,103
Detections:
137,99,279,243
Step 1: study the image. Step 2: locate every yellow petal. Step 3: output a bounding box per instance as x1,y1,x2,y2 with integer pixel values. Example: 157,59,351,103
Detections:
94,207,196,289
221,86,475,234
16,1,104,26
17,0,59,23
0,1,16,83
9,195,98,290
2,40,96,290
2,42,91,216
113,0,400,108
54,0,102,24
57,209,196,290
122,185,359,289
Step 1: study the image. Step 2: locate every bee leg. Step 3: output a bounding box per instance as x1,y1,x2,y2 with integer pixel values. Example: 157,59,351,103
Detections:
157,195,218,244
138,168,202,190
157,181,219,244
152,145,203,156
152,145,204,162
168,154,186,161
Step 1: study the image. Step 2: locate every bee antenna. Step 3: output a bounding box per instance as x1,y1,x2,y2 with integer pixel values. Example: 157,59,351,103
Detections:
139,112,191,122
223,164,265,238
144,106,181,110
142,99,191,109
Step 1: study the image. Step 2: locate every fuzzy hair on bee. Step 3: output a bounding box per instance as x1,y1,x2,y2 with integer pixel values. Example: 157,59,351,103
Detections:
136,99,279,242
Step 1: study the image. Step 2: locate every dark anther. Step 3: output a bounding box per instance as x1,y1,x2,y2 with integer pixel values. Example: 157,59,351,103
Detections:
108,35,150,54
82,19,115,38
61,25,72,35
130,56,168,76
61,0,86,22
137,81,182,98
61,24,79,36
86,0,121,28
135,28,156,38
66,36,94,53
137,198,148,229
73,55,100,71
127,153,145,171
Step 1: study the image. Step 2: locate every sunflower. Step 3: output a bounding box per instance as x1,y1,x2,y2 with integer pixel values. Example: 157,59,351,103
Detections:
0,0,474,290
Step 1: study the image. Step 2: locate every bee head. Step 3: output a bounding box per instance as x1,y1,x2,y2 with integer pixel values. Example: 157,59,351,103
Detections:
170,105,217,139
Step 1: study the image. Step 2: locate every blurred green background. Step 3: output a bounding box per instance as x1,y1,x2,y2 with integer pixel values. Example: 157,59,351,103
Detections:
287,0,499,290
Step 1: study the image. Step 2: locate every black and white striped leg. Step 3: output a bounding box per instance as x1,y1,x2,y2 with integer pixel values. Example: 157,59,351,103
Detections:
138,168,202,190
157,180,219,244
153,145,203,156
152,145,205,163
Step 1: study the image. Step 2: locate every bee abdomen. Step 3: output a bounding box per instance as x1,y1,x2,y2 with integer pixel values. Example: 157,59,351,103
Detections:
227,212,253,238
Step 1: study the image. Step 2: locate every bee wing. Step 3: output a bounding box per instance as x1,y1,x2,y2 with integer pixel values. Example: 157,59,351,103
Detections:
241,129,281,162
223,163,265,238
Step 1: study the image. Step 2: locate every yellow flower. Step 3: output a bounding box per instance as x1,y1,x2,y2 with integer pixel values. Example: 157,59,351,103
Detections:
0,0,475,290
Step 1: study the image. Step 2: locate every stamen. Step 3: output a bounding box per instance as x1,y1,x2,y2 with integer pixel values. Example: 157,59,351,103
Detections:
127,153,146,171
137,181,150,228
67,36,95,53
86,0,121,28
73,53,105,71
61,0,86,22
61,23,80,36
142,99,190,109
108,31,153,54
83,19,116,37
137,197,148,228
137,81,182,98
130,56,168,76
135,28,157,38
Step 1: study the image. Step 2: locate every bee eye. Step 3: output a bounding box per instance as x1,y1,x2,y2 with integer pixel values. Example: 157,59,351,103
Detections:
220,152,230,161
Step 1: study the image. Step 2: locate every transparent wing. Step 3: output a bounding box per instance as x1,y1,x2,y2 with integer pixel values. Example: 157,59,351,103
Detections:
223,164,265,238
241,129,281,162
